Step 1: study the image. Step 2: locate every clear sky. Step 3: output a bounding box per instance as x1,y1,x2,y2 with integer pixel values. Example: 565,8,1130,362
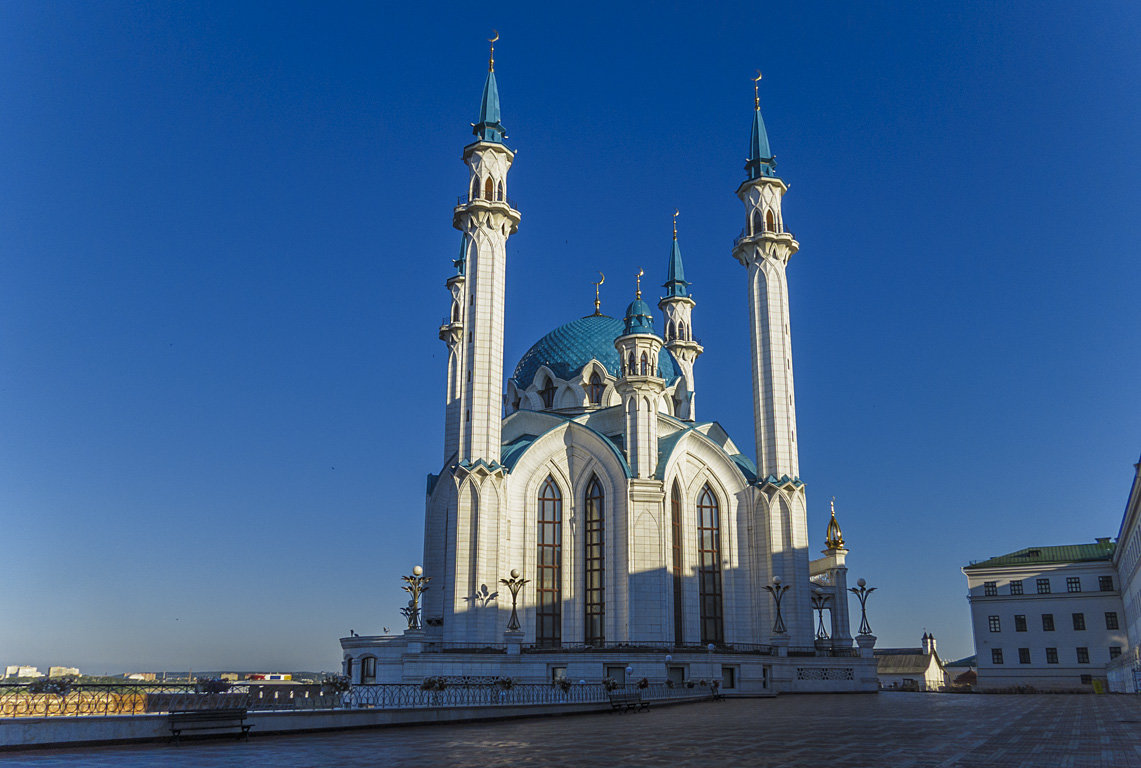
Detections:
2,2,1139,674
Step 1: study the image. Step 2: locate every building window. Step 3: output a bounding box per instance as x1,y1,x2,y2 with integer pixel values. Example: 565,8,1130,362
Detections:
1111,646,1122,659
345,657,353,678
550,666,567,684
639,352,648,375
766,210,775,232
1106,612,1120,630
988,616,1001,633
584,476,605,647
697,484,724,645
484,177,494,199
471,176,479,200
721,666,737,689
588,372,604,405
604,664,626,687
1010,579,1024,595
1018,648,1031,664
983,581,997,596
1046,647,1059,664
1037,578,1051,594
751,209,762,234
671,480,684,646
1014,615,1027,632
991,649,1004,665
1042,614,1055,632
536,475,562,648
1072,613,1086,631
540,382,556,409
1076,647,1090,664
496,181,503,202
1100,575,1114,592
626,353,635,375
361,656,377,684
1066,577,1082,593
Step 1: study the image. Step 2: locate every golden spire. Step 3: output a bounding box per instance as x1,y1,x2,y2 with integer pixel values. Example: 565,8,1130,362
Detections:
672,209,679,240
488,30,499,72
825,496,845,550
593,271,605,315
635,268,644,300
753,70,762,111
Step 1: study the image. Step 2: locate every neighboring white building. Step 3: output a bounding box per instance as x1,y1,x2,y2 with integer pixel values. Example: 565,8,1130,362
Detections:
1108,454,1141,692
963,540,1126,691
48,666,79,678
874,633,948,691
3,666,42,679
340,45,878,694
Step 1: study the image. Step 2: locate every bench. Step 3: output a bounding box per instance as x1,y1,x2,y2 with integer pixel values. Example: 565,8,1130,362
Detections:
170,708,252,743
608,690,649,712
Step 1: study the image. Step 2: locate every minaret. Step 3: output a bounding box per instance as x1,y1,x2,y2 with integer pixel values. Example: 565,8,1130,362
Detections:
731,73,801,481
658,211,703,421
615,271,665,478
441,34,521,465
822,498,852,645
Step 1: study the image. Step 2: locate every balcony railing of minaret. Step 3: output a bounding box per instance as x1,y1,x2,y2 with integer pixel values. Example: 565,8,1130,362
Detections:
456,194,519,209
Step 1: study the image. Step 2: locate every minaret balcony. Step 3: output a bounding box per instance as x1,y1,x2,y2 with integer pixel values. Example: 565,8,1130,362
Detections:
438,320,463,345
453,196,521,232
731,230,799,266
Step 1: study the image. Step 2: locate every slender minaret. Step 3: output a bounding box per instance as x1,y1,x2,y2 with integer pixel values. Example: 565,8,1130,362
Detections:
731,73,800,481
441,34,521,465
659,211,702,421
822,498,852,645
615,270,665,478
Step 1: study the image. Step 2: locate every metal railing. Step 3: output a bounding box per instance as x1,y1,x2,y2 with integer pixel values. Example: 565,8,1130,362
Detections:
345,682,711,710
455,195,520,209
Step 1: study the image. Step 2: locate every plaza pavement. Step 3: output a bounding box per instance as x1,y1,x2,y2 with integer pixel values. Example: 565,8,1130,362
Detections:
4,692,1141,767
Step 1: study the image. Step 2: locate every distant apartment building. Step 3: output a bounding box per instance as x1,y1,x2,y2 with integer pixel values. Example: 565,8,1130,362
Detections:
963,540,1126,691
1108,455,1141,692
3,666,42,679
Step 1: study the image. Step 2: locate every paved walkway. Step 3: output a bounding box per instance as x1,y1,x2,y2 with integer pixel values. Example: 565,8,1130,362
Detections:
5,693,1141,767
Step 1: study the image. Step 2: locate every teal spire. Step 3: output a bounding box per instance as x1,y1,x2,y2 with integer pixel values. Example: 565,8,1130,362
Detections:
623,270,656,335
745,73,776,180
473,34,506,144
454,232,468,276
663,212,689,298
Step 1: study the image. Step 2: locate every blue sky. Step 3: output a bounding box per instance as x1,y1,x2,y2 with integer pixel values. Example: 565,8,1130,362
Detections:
1,2,1139,673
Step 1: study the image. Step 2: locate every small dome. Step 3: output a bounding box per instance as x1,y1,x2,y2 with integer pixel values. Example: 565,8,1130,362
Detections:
825,505,845,549
512,314,681,390
623,298,655,335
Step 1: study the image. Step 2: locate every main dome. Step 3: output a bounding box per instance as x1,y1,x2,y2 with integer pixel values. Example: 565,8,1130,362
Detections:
511,314,682,389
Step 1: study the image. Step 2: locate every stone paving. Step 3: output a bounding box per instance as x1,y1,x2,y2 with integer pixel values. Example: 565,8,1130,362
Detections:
5,693,1141,767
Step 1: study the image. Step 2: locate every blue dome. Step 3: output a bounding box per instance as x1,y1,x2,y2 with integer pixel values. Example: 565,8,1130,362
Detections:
511,314,682,389
623,298,655,335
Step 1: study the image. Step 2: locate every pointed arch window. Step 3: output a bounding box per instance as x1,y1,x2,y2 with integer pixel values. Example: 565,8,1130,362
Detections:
540,381,557,409
584,476,605,646
671,480,684,646
537,476,563,648
627,353,635,376
496,181,503,201
471,177,479,201
697,484,724,645
484,177,495,200
640,352,648,375
678,321,687,341
751,208,763,234
588,372,604,405
766,210,775,232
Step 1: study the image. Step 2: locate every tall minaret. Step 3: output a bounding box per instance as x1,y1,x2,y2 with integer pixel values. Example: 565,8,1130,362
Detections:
731,74,801,480
615,271,665,478
441,35,521,465
658,211,702,421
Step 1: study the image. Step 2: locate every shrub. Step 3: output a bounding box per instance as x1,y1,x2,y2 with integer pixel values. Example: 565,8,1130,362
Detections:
636,677,649,689
323,674,351,693
195,678,232,694
555,677,572,693
665,679,675,689
601,677,620,691
28,678,73,696
495,676,514,691
419,676,447,692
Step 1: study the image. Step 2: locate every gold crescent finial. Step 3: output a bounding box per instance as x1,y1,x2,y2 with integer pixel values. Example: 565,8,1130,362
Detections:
753,70,762,110
593,271,605,315
830,496,836,516
635,268,644,299
488,31,499,72
672,209,680,239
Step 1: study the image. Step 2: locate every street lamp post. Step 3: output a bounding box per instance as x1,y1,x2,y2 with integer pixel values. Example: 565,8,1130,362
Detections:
499,569,529,632
401,565,430,631
849,578,876,636
762,576,790,634
811,587,831,640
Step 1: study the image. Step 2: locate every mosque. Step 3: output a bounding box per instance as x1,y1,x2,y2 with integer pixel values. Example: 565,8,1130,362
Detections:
340,41,878,693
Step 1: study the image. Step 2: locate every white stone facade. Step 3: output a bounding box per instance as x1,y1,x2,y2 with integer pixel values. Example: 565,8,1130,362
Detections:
1108,455,1141,692
341,62,877,694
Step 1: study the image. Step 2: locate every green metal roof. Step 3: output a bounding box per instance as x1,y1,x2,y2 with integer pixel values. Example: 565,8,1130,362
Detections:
963,540,1115,570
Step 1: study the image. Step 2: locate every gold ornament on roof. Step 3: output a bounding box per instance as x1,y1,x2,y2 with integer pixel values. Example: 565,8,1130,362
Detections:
673,209,679,239
488,31,499,72
635,268,644,300
593,271,605,316
753,70,762,110
825,496,845,549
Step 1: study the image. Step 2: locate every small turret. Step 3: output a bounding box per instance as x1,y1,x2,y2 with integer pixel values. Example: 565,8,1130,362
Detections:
615,270,665,477
659,210,702,420
825,498,845,550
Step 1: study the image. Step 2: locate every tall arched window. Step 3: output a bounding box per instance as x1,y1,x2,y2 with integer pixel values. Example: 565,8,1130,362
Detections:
540,381,556,409
584,476,605,646
471,177,480,200
678,321,687,341
484,177,495,200
671,480,684,646
345,657,354,679
751,208,763,234
697,484,724,645
496,181,503,201
588,372,604,405
766,210,775,232
640,352,648,375
627,353,635,375
537,476,563,648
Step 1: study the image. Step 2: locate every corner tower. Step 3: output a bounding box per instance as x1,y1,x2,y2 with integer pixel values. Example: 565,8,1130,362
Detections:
440,37,521,466
615,272,665,479
659,213,702,421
